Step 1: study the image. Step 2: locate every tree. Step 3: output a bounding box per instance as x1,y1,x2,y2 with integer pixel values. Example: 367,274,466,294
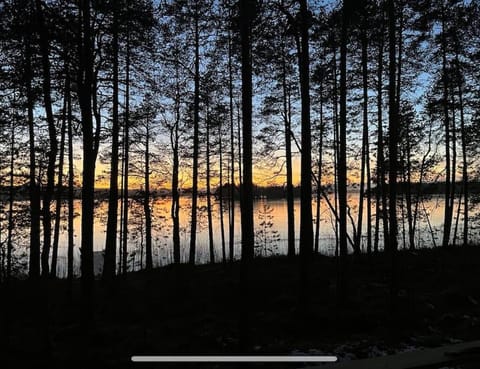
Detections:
255,200,280,257
189,0,201,265
121,11,131,274
353,1,372,256
374,2,388,253
35,0,58,277
103,0,121,280
239,0,254,351
130,101,158,270
298,0,313,307
78,0,97,313
50,78,68,278
205,92,215,264
337,0,349,306
23,13,41,279
387,0,398,303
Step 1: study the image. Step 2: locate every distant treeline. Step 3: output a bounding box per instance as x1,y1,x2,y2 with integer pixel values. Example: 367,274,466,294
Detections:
3,181,480,201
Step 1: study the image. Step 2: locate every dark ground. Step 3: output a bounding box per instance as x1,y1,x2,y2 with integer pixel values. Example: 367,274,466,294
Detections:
2,246,480,369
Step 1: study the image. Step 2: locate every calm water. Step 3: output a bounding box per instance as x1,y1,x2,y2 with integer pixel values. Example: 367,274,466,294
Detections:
4,193,480,277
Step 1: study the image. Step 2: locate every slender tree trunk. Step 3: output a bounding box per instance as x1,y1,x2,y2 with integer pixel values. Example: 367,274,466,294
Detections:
388,0,398,302
355,24,369,256
171,130,180,264
239,0,254,351
441,7,452,248
355,144,366,253
189,3,200,265
363,21,372,255
122,28,131,274
282,47,295,259
400,187,407,250
366,131,372,254
375,20,388,253
338,1,348,306
171,70,181,264
332,39,339,257
449,82,457,242
144,124,153,270
7,120,15,280
219,120,226,264
25,35,41,279
228,24,235,263
314,96,324,254
119,131,125,274
397,11,414,251
456,55,468,246
78,0,95,315
453,186,462,246
298,0,313,308
237,104,242,186
206,103,215,264
406,116,415,250
67,82,74,288
103,1,120,280
35,0,58,277
0,223,3,281
139,215,144,270
51,85,68,278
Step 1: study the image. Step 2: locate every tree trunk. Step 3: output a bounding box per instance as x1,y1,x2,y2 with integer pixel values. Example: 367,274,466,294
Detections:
7,119,15,280
332,37,339,257
366,128,372,254
279,45,296,259
375,18,388,253
356,23,370,256
354,25,369,256
406,116,415,250
237,104,243,187
103,1,120,280
314,97,324,255
388,0,398,302
122,27,131,274
228,24,235,263
364,22,372,255
219,119,226,264
449,82,457,244
239,0,254,351
456,54,468,246
172,68,181,264
51,82,68,278
78,0,95,316
25,34,41,279
441,7,452,248
298,0,313,308
35,0,58,277
144,124,153,270
280,53,295,260
189,3,200,265
206,103,215,264
67,79,74,289
338,0,349,306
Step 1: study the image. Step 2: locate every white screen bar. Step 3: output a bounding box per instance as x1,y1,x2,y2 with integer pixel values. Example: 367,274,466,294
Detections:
131,355,337,362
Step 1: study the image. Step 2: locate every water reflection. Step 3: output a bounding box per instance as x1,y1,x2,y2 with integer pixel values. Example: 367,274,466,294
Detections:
4,193,480,277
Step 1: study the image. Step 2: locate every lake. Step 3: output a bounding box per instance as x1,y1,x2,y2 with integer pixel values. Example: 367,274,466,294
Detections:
4,193,480,277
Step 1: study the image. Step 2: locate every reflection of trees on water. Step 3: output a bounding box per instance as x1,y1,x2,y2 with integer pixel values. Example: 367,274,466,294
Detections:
2,194,480,277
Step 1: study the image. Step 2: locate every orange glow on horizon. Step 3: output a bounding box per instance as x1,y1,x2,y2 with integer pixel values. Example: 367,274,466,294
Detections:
92,156,342,191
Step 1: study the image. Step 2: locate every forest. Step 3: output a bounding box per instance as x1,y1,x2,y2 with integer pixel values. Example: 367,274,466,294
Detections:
1,0,480,367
